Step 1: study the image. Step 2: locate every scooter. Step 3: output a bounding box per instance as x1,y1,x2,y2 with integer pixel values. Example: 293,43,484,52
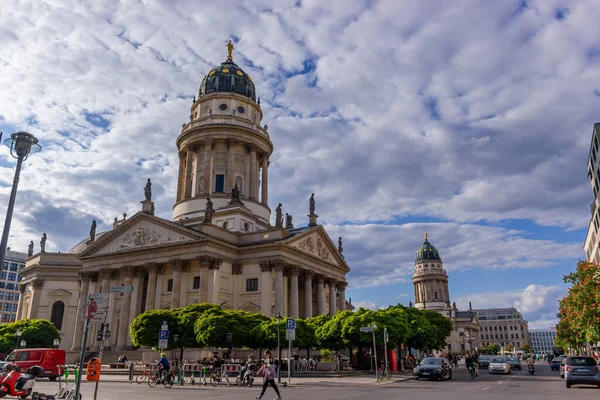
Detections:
236,363,255,387
528,364,535,375
0,364,44,399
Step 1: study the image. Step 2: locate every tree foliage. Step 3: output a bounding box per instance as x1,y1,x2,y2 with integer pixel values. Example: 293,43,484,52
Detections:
556,261,600,348
0,320,60,355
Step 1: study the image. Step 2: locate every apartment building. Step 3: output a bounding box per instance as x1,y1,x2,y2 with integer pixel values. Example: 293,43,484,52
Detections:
585,123,600,263
1,249,26,323
529,328,556,355
475,307,530,350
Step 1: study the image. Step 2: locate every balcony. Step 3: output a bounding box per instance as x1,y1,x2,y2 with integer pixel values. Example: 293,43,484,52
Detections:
180,115,270,140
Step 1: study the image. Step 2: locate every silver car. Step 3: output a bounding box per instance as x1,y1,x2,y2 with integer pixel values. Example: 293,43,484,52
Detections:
565,356,600,388
488,356,511,375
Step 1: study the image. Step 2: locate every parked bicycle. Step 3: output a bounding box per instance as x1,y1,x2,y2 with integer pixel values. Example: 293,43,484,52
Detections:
377,361,391,380
136,365,151,384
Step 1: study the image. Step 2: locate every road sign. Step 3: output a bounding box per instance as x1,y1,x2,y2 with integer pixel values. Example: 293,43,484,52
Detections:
158,339,168,349
360,326,373,333
286,330,295,341
110,285,134,294
161,324,168,331
159,330,169,340
87,300,97,319
286,318,296,330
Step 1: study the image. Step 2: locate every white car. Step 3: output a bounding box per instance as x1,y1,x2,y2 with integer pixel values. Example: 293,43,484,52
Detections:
488,356,511,375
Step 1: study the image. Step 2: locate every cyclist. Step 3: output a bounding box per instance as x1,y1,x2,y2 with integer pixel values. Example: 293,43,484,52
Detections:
156,352,170,383
465,352,475,378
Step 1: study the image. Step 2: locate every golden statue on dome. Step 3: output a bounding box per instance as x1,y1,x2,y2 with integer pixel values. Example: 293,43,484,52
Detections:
226,40,234,61
424,231,428,241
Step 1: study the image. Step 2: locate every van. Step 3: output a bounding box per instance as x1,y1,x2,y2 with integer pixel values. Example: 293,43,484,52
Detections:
6,348,66,380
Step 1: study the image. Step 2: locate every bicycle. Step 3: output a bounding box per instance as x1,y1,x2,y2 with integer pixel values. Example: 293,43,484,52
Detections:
377,362,391,380
210,368,230,387
468,365,477,380
136,365,151,384
173,367,185,386
148,369,174,388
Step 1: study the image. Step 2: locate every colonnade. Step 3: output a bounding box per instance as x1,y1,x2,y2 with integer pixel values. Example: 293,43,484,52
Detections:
70,259,347,352
177,137,269,204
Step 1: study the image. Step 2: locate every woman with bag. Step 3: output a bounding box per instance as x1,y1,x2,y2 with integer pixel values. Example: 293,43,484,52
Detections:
255,350,282,400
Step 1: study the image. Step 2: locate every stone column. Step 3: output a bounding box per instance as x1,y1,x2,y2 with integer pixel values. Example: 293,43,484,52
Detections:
70,273,90,351
227,138,237,192
261,154,269,205
260,262,272,316
328,279,337,316
289,266,300,319
202,137,213,194
116,267,134,351
144,263,159,311
207,259,221,304
304,271,313,318
248,144,257,200
197,257,210,303
29,279,44,319
337,281,347,311
184,144,195,198
100,269,111,294
171,260,185,309
273,261,284,317
16,284,26,321
176,151,185,202
316,276,326,316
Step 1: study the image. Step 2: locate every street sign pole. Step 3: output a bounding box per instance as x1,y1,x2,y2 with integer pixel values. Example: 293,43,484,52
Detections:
383,327,389,379
371,324,378,381
75,299,96,400
288,338,292,385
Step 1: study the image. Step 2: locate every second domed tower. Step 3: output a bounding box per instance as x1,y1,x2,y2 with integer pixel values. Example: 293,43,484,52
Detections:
412,233,450,310
173,41,273,232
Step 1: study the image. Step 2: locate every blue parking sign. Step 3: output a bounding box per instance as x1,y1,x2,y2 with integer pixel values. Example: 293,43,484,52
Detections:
286,318,296,330
160,330,169,340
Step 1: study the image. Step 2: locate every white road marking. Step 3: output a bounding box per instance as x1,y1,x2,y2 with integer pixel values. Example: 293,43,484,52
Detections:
482,380,505,391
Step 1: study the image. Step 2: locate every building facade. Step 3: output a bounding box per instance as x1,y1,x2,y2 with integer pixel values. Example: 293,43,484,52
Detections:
17,43,350,356
412,234,480,353
584,123,600,263
475,308,530,350
529,329,556,355
1,249,26,323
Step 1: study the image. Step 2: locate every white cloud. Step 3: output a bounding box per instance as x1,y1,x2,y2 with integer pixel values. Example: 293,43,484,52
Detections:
455,284,565,329
353,301,378,311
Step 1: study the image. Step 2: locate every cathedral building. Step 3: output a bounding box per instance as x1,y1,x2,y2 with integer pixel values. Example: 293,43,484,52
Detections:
412,234,480,353
16,42,350,357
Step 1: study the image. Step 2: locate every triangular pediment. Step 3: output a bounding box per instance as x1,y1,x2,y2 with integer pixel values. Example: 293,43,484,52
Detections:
48,289,72,297
79,212,205,258
285,227,350,271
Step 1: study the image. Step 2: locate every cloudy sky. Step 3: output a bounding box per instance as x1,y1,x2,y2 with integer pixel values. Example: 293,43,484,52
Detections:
1,0,598,329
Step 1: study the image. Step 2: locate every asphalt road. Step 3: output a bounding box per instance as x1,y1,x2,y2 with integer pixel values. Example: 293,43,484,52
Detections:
29,363,598,400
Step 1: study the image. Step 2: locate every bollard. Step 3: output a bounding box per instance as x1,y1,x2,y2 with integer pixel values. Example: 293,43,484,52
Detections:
129,362,134,384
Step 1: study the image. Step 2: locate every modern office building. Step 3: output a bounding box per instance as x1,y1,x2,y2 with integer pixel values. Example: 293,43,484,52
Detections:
585,123,600,263
529,328,556,355
475,307,530,350
1,249,26,323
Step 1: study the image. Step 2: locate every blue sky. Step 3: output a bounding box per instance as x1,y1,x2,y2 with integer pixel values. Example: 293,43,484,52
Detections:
1,0,599,329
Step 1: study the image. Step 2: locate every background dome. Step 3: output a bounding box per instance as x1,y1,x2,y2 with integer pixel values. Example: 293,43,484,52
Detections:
415,235,441,262
199,60,256,102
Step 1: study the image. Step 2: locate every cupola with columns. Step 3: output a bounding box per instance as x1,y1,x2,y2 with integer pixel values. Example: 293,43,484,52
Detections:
412,232,451,310
174,40,272,231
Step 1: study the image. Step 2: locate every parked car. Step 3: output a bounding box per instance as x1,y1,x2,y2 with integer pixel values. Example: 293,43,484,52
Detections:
5,348,65,381
550,358,561,371
565,356,600,388
413,357,453,381
488,356,511,375
507,356,521,370
478,355,491,368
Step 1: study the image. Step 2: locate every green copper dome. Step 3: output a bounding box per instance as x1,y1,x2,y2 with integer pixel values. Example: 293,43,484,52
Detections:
415,233,441,262
199,59,256,102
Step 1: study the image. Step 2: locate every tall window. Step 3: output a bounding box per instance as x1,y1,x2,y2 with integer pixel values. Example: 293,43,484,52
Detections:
167,279,173,292
51,301,65,330
193,276,200,290
215,174,225,193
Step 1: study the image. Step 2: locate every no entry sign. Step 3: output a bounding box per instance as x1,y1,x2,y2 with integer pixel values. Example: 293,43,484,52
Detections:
88,299,98,319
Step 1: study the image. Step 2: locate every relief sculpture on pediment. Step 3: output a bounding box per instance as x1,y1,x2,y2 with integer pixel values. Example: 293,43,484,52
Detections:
99,227,190,254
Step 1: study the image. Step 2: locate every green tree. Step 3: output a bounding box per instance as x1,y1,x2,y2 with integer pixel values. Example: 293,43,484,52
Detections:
421,310,453,350
519,343,532,353
173,303,221,348
130,309,179,349
195,309,266,349
484,344,499,355
0,320,60,355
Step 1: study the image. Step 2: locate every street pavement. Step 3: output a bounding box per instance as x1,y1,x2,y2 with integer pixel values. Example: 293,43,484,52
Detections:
30,362,597,399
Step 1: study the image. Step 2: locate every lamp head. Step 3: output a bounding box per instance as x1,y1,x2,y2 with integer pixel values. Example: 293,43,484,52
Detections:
5,132,41,160
16,328,22,337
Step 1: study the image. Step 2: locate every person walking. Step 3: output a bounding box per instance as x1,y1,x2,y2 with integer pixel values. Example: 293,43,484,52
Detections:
255,350,282,400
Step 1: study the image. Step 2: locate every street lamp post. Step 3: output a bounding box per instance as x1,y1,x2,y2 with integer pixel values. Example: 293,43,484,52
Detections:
0,132,41,268
276,312,282,384
173,334,183,368
15,328,22,349
53,338,61,349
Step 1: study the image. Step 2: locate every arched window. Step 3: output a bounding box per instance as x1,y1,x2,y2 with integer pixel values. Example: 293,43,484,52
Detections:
51,301,65,330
